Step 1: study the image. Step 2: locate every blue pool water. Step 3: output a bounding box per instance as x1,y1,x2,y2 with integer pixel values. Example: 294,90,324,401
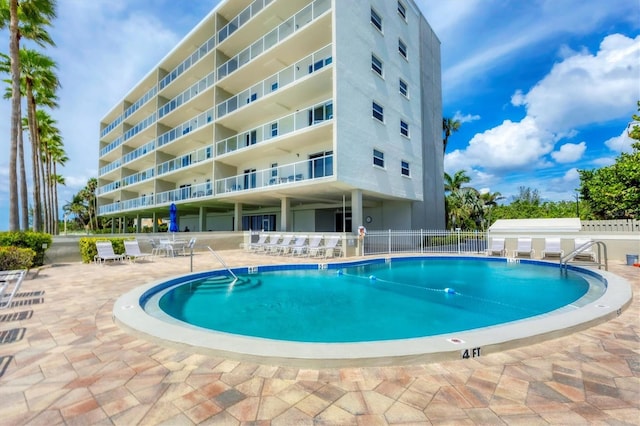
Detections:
153,258,599,343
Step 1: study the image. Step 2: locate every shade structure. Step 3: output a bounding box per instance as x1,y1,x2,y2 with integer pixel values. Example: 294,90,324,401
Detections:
169,203,179,233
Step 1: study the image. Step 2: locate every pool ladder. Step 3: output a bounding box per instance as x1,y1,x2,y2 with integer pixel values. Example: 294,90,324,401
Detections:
560,240,608,271
207,246,238,283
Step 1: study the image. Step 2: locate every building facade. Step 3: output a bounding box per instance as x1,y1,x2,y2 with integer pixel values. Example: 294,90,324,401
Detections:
97,0,444,233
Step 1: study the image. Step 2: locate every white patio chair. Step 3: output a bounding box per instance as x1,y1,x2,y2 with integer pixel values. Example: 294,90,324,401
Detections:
272,235,294,255
95,241,124,264
258,234,281,253
288,235,308,256
305,235,324,257
486,237,506,256
574,238,596,261
513,237,534,258
124,240,153,263
159,238,175,257
541,238,564,259
0,269,27,310
249,234,268,252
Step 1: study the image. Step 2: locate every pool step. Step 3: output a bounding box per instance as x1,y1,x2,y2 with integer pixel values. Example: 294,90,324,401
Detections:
189,276,260,293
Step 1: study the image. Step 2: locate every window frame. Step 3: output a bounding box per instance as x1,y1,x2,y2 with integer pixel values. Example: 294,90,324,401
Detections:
373,149,385,168
400,120,410,137
397,1,407,21
370,7,383,32
372,101,384,122
401,160,410,177
399,78,409,97
371,54,383,77
398,38,408,59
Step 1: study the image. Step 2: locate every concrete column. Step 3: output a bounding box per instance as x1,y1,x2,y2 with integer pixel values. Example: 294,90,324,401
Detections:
234,203,243,231
152,212,158,233
111,218,116,234
136,215,141,234
199,206,206,232
351,189,363,231
281,197,291,231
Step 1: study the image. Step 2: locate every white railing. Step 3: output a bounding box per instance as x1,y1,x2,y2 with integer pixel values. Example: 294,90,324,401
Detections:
216,99,333,156
155,182,213,205
216,0,330,80
157,145,213,176
157,108,214,148
581,219,639,233
363,230,488,255
217,0,274,44
215,154,333,194
216,44,332,119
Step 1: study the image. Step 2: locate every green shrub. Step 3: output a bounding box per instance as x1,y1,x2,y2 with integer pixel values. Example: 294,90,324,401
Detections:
0,246,36,270
79,237,128,263
0,231,52,266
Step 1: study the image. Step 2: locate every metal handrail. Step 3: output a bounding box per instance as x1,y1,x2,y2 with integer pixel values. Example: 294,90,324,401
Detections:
207,246,238,282
560,240,608,271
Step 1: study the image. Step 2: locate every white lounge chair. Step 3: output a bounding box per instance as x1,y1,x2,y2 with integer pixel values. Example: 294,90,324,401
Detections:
574,238,596,261
541,238,564,259
486,237,506,256
272,235,294,255
305,235,324,257
248,234,268,252
124,240,153,263
259,234,281,253
0,269,27,310
288,235,308,256
311,236,341,258
513,237,534,258
95,241,124,264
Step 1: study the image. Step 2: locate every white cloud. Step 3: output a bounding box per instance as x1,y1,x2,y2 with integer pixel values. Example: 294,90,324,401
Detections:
604,129,637,153
445,117,554,171
513,34,640,132
453,111,480,124
551,142,586,163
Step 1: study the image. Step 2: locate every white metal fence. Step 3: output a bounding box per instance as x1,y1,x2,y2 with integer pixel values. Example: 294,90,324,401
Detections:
363,230,488,256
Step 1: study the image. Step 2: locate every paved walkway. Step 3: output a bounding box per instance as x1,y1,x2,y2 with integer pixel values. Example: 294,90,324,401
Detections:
0,251,638,425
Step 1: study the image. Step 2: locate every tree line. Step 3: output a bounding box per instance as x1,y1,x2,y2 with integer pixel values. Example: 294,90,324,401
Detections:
1,0,64,234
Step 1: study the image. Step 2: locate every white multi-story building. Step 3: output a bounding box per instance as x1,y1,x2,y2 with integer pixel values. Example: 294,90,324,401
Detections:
97,0,444,233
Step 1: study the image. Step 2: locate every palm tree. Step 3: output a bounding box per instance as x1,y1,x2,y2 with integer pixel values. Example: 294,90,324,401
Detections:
444,170,472,228
0,0,57,230
479,191,504,229
442,117,461,154
444,170,471,194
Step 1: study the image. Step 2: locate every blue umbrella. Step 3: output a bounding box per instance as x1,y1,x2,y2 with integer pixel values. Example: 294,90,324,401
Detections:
169,203,179,233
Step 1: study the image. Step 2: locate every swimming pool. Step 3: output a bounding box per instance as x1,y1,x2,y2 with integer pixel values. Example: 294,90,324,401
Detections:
114,257,632,367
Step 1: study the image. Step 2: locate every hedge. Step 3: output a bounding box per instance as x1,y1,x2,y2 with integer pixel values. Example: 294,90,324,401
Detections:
0,231,52,266
0,246,36,270
79,237,128,264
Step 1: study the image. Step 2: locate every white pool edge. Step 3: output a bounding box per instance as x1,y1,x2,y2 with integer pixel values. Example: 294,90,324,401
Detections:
113,259,633,367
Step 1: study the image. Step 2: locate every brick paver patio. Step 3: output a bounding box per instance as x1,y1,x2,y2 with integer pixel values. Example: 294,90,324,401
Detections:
0,250,638,425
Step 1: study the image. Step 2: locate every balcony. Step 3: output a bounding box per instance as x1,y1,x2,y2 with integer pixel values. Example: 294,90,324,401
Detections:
216,0,331,82
157,145,213,177
100,136,123,158
215,154,333,194
121,167,155,189
157,108,214,152
216,44,332,120
159,34,216,91
155,182,213,206
217,0,274,45
216,99,333,158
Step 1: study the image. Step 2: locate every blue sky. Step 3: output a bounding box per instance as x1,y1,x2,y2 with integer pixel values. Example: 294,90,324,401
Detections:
0,0,638,230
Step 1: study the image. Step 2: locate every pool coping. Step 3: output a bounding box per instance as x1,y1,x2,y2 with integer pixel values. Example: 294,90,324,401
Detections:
113,257,633,368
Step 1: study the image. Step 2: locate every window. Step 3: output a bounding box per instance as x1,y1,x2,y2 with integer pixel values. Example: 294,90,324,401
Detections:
270,122,278,137
373,149,385,167
399,39,408,59
399,79,409,97
401,160,410,176
397,1,407,20
400,120,409,137
370,8,382,31
371,54,383,76
372,101,384,122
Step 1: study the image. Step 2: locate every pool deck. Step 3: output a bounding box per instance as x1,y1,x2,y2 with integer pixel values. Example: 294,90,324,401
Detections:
0,250,638,425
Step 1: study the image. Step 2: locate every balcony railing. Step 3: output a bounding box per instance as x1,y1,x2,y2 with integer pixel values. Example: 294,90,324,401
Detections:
159,34,216,91
216,0,330,81
159,72,215,119
155,182,213,205
216,44,332,119
122,140,155,166
123,112,156,141
216,99,333,156
99,158,122,176
215,154,333,194
100,136,123,157
157,108,214,148
122,167,155,188
157,145,213,176
97,181,120,195
101,85,158,139
217,0,274,44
